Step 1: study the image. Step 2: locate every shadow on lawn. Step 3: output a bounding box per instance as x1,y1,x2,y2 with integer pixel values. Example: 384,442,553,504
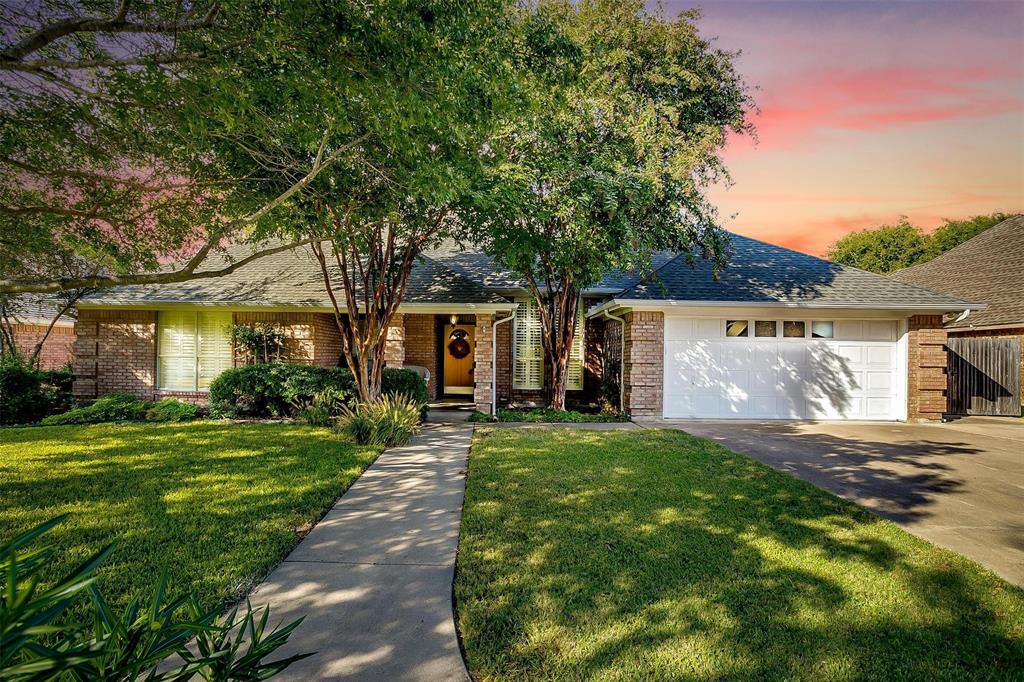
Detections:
457,428,1024,681
0,422,374,616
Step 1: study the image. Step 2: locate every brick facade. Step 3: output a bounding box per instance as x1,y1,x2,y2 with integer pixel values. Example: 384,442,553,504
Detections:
73,309,157,400
622,311,664,417
384,313,405,369
403,314,439,399
233,311,342,367
473,314,494,412
10,323,75,370
907,314,948,421
73,309,345,402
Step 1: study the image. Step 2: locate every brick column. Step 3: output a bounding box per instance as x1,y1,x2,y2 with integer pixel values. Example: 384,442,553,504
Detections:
622,311,664,418
907,314,948,421
384,313,405,368
473,314,494,413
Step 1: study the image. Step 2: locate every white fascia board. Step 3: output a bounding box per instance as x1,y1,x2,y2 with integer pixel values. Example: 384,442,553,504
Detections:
948,322,1024,333
77,301,516,313
587,297,982,318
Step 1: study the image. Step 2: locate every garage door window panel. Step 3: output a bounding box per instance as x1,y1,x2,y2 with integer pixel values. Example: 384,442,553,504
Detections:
783,321,806,338
725,320,749,337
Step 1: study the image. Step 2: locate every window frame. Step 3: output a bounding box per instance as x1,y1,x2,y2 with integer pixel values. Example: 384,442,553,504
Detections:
157,310,233,392
512,298,544,390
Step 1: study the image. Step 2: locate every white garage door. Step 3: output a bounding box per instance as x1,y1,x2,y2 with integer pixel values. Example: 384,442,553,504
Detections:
664,317,903,420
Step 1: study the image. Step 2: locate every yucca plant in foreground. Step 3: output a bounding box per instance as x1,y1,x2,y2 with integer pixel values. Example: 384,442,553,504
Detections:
0,516,312,681
336,393,423,447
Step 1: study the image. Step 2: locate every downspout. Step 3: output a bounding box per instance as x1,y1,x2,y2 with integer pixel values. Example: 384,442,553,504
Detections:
492,311,515,416
601,308,626,413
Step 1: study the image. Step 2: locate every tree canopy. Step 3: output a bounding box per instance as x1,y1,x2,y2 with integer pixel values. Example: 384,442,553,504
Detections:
826,212,1013,274
468,0,752,408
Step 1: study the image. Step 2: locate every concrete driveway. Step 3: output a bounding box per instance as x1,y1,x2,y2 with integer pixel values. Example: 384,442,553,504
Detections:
656,417,1024,586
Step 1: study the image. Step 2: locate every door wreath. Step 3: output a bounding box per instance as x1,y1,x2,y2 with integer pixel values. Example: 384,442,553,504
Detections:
448,329,471,359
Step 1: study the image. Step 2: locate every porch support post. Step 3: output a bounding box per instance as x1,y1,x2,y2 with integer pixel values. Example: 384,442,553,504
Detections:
474,313,494,413
384,313,405,368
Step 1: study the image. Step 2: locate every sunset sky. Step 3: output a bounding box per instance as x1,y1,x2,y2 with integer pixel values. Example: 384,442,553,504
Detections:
663,0,1024,256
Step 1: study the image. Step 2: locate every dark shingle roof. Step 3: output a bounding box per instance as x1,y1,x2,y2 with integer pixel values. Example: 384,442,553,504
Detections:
424,240,676,292
2,294,75,325
617,233,977,310
81,241,510,307
890,215,1024,328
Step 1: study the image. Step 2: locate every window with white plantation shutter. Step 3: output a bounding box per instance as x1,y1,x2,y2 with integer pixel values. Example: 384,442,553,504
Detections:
158,311,232,391
567,303,584,391
513,298,543,389
197,312,232,388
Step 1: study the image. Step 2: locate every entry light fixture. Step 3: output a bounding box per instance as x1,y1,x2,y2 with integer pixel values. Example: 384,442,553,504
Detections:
450,314,458,325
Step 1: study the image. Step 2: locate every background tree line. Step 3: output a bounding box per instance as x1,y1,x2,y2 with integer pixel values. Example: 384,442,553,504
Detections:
826,212,1015,275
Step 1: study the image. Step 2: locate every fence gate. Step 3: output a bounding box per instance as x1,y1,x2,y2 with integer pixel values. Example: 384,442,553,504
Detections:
946,337,1022,416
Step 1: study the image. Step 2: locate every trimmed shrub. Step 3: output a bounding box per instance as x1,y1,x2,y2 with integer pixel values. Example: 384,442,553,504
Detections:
145,398,201,422
337,393,422,447
381,368,428,406
208,364,357,418
496,407,630,423
41,392,151,425
208,363,428,419
0,359,74,425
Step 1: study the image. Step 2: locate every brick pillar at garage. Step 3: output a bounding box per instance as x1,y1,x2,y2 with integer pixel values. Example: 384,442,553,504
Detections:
622,311,663,418
473,314,494,413
384,313,405,368
907,315,948,421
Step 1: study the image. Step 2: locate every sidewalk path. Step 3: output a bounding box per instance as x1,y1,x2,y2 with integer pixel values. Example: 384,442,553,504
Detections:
248,423,473,681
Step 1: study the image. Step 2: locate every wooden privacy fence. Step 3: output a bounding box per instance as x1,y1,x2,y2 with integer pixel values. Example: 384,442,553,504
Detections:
946,337,1022,417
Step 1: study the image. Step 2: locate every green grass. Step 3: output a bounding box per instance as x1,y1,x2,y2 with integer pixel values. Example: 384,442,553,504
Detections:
455,428,1024,681
0,421,379,619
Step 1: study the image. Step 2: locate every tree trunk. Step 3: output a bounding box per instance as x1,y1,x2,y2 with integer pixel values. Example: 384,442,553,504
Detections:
525,268,580,413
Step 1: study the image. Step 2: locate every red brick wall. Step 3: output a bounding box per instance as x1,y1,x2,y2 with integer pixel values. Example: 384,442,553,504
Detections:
473,314,494,412
948,327,1024,411
73,310,157,400
404,313,439,399
907,314,948,421
11,323,75,369
622,311,664,417
495,316,513,404
311,314,343,367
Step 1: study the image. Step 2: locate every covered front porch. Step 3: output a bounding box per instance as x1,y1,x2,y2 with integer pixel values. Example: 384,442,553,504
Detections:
385,308,514,413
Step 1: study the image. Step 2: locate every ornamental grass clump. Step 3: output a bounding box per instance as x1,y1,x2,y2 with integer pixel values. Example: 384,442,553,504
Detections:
336,393,422,447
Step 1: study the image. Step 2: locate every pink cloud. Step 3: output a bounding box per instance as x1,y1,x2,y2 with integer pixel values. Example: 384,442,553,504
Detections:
738,64,1024,151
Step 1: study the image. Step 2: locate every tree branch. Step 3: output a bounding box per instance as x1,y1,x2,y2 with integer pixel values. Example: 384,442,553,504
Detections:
1,4,220,63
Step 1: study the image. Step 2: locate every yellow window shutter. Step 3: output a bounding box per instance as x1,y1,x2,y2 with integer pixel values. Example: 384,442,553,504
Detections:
513,298,543,390
158,311,197,390
197,312,233,389
567,303,584,391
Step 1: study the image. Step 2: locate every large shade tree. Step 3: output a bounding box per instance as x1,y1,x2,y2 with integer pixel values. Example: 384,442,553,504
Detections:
470,0,752,410
268,0,535,402
0,0,495,297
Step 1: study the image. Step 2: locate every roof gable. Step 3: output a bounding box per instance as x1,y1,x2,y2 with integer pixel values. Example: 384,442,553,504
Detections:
617,233,975,309
889,215,1024,327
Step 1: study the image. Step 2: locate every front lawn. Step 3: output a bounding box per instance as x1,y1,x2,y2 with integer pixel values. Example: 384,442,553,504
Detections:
455,428,1024,681
0,421,379,619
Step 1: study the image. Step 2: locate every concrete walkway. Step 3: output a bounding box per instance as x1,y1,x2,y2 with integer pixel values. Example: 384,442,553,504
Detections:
248,423,472,681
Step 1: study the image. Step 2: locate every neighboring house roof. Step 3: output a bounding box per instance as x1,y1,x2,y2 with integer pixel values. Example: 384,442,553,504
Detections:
79,232,978,313
2,294,76,327
79,241,511,308
889,215,1024,329
608,233,977,310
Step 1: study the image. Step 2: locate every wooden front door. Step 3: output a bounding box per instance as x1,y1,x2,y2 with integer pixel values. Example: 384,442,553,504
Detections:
443,324,475,395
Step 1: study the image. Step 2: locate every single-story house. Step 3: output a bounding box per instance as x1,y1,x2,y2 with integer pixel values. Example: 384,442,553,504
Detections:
1,295,76,369
72,233,978,421
890,214,1023,415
